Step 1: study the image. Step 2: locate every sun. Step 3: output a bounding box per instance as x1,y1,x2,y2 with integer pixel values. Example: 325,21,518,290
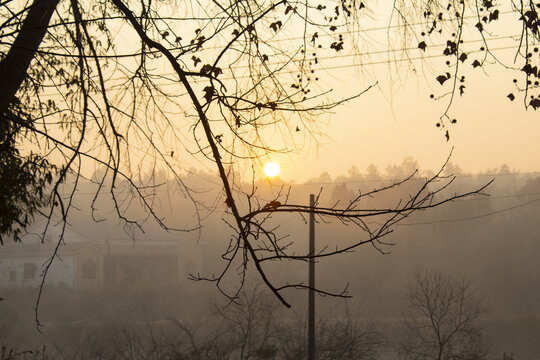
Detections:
264,162,280,178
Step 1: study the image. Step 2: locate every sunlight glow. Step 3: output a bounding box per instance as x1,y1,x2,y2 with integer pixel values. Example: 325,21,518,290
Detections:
264,162,280,178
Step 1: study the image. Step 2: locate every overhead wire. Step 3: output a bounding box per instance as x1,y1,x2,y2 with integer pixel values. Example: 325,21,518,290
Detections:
34,36,522,97
289,170,540,185
398,196,540,226
39,9,518,46
1,7,518,59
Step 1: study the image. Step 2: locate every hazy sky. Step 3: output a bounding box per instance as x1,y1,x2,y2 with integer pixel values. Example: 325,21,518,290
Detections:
170,4,540,184
272,43,540,183
36,2,540,184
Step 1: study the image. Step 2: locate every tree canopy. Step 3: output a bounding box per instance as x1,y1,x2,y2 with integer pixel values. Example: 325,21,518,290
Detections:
1,0,532,307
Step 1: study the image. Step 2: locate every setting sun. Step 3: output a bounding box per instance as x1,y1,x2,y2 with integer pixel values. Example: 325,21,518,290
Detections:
264,162,280,178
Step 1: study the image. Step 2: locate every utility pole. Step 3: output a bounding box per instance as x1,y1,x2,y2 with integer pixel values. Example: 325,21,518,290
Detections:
308,193,315,360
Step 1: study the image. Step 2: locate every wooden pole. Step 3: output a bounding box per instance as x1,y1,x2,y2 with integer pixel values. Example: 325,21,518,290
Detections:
308,194,315,360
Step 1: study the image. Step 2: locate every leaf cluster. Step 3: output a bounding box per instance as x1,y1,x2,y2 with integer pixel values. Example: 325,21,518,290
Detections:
0,149,55,244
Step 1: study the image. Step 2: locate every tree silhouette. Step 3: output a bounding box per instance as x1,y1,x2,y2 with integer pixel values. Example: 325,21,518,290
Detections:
397,269,488,360
0,0,499,313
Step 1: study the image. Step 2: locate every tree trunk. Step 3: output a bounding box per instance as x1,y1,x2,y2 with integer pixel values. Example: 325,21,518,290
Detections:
0,0,61,139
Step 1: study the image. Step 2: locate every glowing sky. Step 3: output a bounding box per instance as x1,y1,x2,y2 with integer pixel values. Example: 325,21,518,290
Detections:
273,49,540,183
246,4,540,183
51,3,540,184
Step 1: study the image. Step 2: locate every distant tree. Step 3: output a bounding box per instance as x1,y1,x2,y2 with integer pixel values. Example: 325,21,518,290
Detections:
210,285,279,360
270,303,384,360
314,313,384,360
386,158,420,180
397,269,488,360
0,0,494,313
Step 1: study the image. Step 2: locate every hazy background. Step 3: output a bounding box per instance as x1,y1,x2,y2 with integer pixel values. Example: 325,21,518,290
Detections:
1,161,539,359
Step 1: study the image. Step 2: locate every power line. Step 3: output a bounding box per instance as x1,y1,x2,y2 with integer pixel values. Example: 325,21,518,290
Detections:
296,44,519,72
36,40,522,96
41,9,516,46
398,196,540,226
22,31,518,66
2,7,518,60
296,171,540,186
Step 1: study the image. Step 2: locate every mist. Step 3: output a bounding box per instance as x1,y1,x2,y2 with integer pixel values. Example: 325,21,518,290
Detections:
1,159,539,360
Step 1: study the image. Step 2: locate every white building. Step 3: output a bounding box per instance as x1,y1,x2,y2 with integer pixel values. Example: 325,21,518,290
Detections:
0,227,183,290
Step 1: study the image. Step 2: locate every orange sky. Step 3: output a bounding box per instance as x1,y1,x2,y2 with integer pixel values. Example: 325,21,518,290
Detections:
269,47,540,183
41,3,539,184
